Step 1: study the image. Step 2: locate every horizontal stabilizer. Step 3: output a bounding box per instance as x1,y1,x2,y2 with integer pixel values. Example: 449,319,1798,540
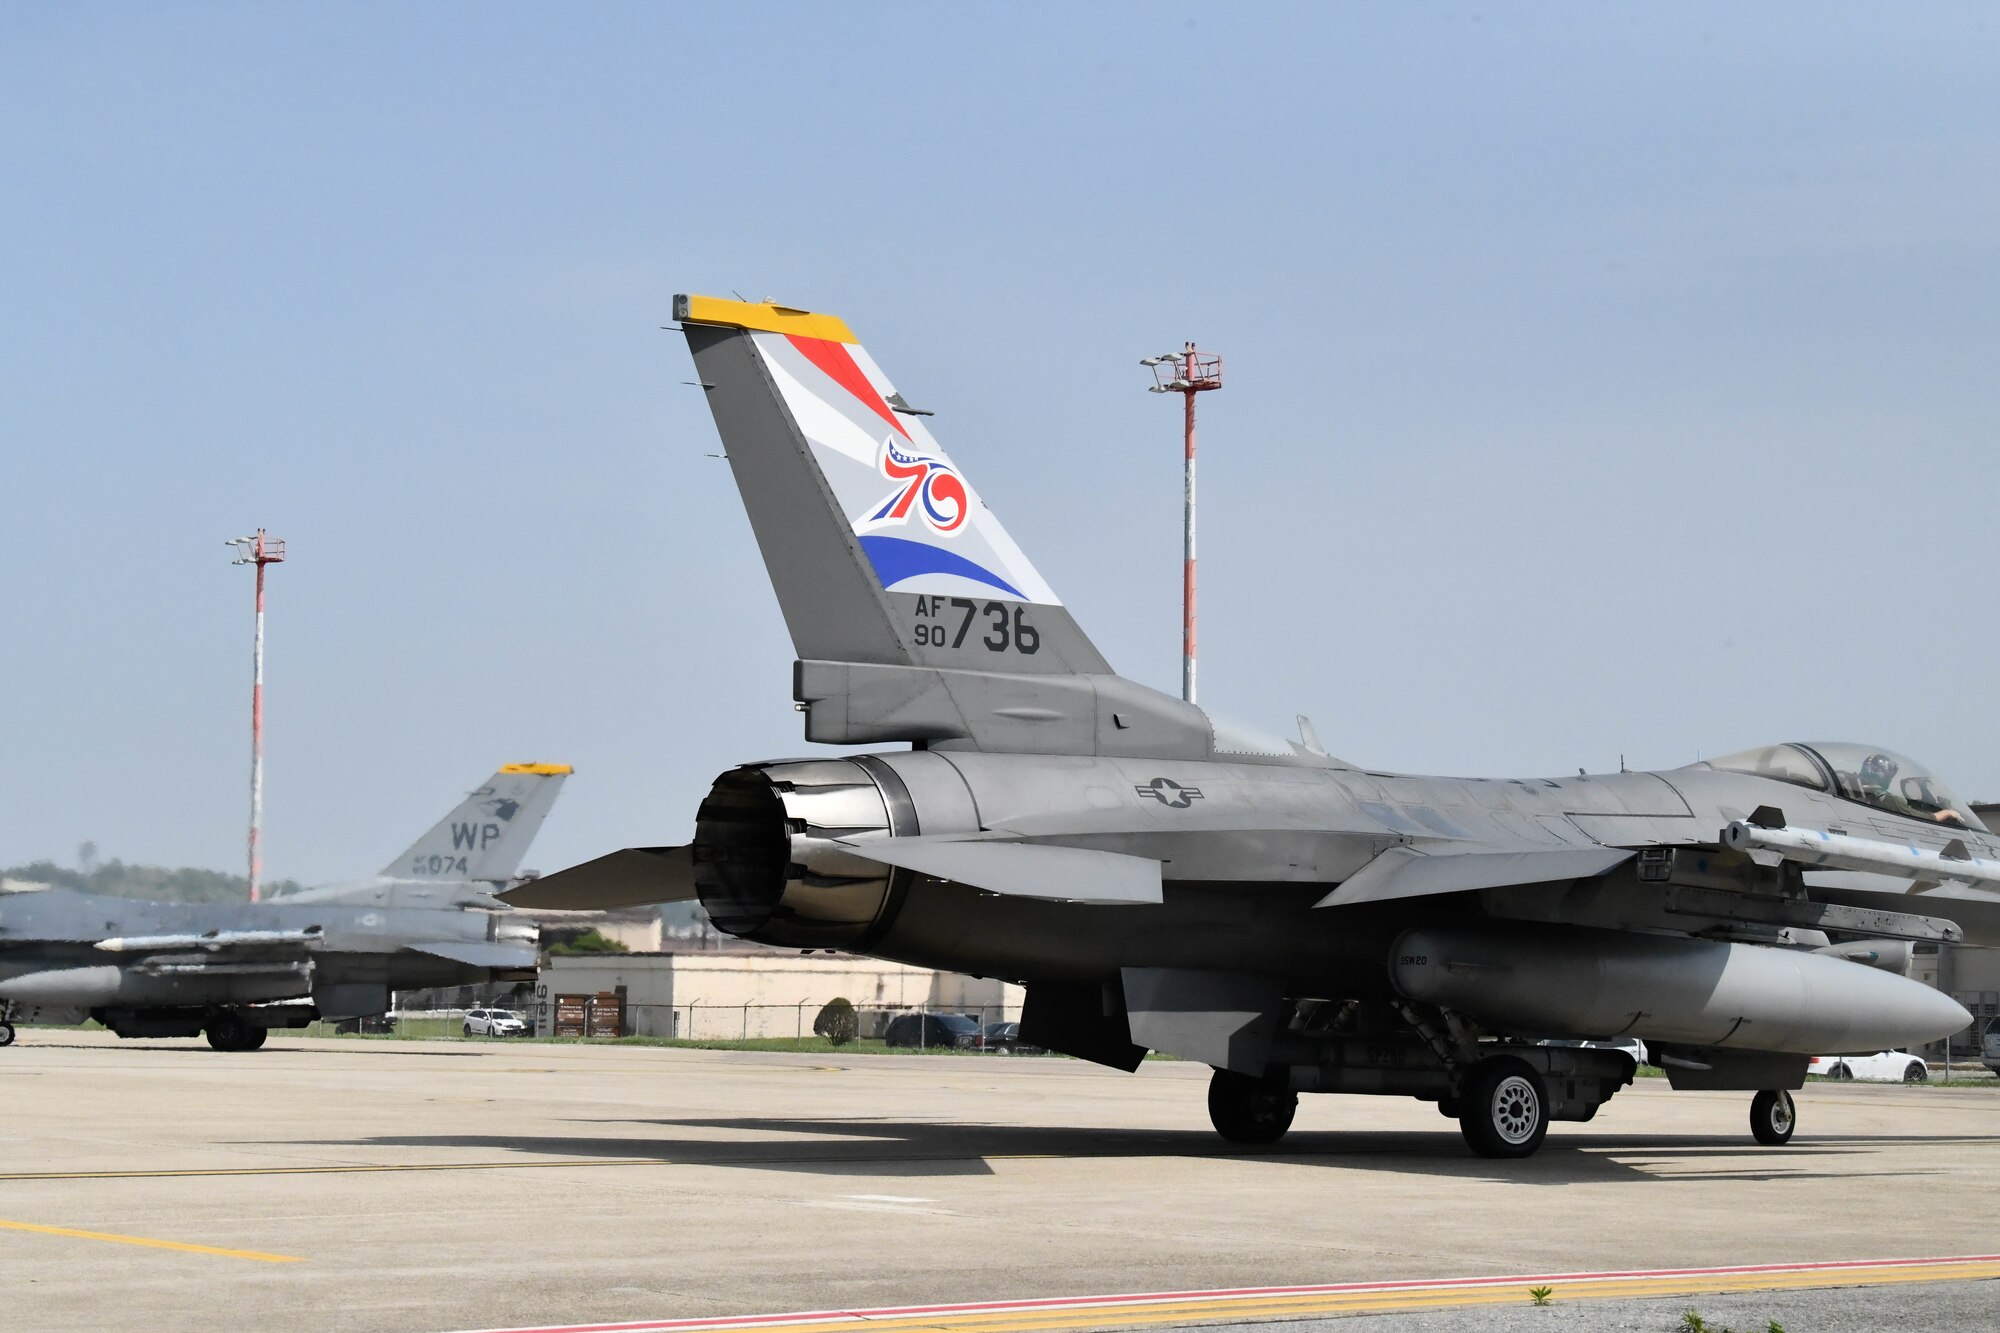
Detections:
498,845,698,910
407,940,542,970
94,927,323,953
834,836,1162,905
1315,844,1634,908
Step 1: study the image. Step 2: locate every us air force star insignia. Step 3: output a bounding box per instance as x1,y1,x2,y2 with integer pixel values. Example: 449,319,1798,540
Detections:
1135,778,1204,809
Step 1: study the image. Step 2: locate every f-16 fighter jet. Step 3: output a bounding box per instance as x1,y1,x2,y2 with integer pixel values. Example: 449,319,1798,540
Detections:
507,294,1995,1159
0,763,567,1050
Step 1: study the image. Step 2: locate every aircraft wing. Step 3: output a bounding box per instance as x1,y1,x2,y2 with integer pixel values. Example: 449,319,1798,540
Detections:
834,836,1162,905
1313,843,1635,908
406,940,542,970
497,846,698,910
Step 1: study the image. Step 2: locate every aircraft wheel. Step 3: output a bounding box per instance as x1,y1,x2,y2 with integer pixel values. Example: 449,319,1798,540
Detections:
1829,1063,1852,1081
1905,1061,1929,1083
205,1013,265,1052
1206,1069,1297,1145
0,1021,15,1047
1750,1089,1796,1145
1458,1057,1548,1159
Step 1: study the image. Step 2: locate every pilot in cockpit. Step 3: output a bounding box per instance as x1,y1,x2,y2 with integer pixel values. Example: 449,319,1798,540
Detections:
1859,752,1967,826
1857,752,1901,805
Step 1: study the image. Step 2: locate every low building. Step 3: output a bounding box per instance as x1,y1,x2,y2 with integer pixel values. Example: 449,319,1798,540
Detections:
1922,943,2000,1057
534,952,1022,1039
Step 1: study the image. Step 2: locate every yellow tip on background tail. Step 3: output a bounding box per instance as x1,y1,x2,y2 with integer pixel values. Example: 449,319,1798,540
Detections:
674,293,857,344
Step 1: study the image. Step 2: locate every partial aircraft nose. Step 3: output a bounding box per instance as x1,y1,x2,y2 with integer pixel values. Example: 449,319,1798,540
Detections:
1919,986,1975,1043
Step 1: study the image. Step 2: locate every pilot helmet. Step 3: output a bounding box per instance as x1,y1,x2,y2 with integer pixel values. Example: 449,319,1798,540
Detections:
1860,752,1899,791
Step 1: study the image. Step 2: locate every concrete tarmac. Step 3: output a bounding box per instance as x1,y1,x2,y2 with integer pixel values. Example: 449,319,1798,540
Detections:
1,1030,1996,1332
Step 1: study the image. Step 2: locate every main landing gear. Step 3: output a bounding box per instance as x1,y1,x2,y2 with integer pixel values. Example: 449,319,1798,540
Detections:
0,1020,15,1047
204,1011,268,1052
1201,1044,1798,1158
1457,1056,1548,1159
1207,1069,1298,1145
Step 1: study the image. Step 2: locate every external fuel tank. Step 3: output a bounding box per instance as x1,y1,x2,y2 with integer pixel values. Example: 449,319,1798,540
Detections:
1391,925,1970,1054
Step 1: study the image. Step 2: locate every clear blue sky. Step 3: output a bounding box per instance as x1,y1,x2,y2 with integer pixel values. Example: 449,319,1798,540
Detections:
4,5,1997,883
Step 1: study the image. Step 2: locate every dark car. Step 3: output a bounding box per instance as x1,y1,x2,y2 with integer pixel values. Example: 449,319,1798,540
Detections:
977,1021,1045,1055
883,1012,981,1049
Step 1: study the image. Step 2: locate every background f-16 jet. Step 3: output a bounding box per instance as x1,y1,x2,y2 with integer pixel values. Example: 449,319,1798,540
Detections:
0,763,567,1049
510,295,1998,1159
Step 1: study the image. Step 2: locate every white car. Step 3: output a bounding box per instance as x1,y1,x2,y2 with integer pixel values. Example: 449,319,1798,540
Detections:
1980,1019,2000,1077
463,1007,527,1038
1808,1050,1928,1082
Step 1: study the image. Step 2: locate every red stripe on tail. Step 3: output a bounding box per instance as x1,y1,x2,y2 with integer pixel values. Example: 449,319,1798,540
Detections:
787,336,910,440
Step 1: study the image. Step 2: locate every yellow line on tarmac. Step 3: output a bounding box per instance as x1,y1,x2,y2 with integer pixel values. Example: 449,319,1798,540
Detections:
0,1218,302,1263
0,1158,655,1182
601,1258,2000,1333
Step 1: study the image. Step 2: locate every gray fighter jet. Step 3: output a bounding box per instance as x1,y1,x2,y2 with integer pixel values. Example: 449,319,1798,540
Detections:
508,294,1995,1158
0,763,567,1050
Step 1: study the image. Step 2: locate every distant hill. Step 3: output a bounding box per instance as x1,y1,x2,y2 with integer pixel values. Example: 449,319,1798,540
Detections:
1,860,305,904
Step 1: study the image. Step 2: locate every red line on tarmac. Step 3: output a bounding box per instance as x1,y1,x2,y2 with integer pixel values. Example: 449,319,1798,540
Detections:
456,1253,2000,1333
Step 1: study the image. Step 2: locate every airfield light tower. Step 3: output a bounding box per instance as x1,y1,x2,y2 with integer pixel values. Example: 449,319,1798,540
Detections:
225,530,286,902
1143,344,1222,705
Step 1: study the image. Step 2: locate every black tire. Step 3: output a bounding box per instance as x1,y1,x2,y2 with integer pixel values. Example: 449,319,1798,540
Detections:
1750,1089,1796,1145
0,1021,15,1047
1207,1068,1298,1145
205,1013,264,1052
463,1024,474,1037
1829,1063,1852,1080
1904,1061,1928,1083
1458,1057,1549,1159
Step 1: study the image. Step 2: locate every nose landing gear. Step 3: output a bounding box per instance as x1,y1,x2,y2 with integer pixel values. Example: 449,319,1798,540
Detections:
1749,1088,1796,1145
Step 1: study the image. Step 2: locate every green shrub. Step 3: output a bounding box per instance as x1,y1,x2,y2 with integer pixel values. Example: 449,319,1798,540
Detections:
547,927,629,955
813,997,858,1046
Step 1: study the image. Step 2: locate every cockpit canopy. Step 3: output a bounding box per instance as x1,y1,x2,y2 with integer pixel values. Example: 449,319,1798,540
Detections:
1694,742,1977,828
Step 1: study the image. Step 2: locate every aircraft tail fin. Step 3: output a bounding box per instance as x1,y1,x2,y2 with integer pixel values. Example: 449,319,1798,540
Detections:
677,295,1207,759
380,763,571,884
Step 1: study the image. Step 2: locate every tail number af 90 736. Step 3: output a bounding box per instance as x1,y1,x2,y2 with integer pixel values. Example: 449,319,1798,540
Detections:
910,596,1040,655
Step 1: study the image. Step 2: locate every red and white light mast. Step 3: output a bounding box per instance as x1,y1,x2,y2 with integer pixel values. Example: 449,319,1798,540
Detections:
225,530,286,902
1144,344,1222,704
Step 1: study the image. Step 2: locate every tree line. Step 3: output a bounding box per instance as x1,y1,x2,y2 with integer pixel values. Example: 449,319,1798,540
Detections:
1,860,305,904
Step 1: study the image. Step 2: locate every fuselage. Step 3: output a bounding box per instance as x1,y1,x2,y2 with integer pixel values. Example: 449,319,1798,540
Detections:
691,748,1980,1054
0,883,532,1010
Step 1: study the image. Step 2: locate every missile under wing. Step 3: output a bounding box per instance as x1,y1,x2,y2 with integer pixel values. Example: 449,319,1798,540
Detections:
0,764,568,1050
513,294,1987,1159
